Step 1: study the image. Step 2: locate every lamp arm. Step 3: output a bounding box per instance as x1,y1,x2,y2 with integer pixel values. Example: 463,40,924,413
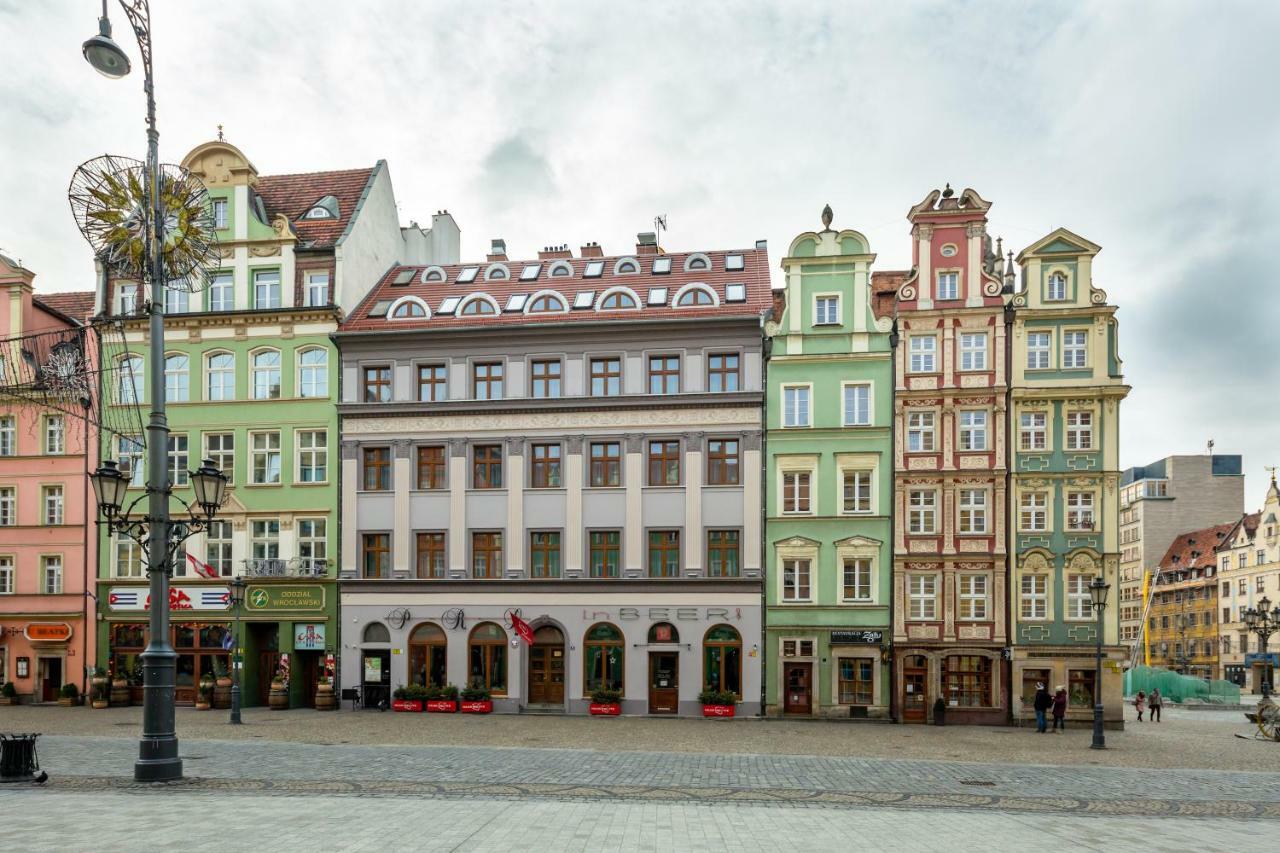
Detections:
116,0,152,80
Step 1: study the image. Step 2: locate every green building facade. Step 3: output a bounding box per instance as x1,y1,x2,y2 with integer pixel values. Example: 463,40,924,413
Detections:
764,215,894,718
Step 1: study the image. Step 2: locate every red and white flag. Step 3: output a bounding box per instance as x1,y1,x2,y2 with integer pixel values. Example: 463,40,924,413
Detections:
186,551,218,579
510,612,534,646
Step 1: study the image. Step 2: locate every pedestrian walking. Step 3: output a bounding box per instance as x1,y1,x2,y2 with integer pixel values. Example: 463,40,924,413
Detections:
1149,687,1162,722
1033,682,1052,733
1051,685,1068,732
1134,690,1145,722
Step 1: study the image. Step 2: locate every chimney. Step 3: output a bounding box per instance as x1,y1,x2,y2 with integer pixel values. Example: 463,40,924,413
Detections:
537,244,573,260
635,232,658,256
486,238,507,262
580,241,603,258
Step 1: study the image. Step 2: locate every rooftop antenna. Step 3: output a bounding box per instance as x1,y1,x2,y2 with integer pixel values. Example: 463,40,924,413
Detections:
1207,439,1214,455
217,124,224,142
654,214,667,248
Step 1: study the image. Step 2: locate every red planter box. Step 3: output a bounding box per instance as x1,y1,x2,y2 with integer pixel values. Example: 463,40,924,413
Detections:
702,704,735,718
425,700,458,713
589,703,621,716
460,700,492,714
392,699,423,712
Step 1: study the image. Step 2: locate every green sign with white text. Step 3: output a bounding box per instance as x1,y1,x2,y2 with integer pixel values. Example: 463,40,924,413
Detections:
245,585,325,612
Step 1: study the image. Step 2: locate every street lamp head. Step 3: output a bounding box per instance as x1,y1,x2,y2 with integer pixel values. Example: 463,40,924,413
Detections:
82,15,131,78
89,460,129,518
229,576,246,607
1089,577,1111,610
1244,607,1259,628
1260,596,1273,617
189,458,228,517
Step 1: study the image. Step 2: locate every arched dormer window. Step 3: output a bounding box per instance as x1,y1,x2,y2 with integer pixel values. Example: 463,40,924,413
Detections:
596,287,640,311
484,263,510,281
304,194,339,220
548,261,574,278
683,252,711,272
458,294,498,316
421,266,447,283
389,296,430,319
674,283,718,307
525,291,568,314
613,257,640,275
1047,271,1068,301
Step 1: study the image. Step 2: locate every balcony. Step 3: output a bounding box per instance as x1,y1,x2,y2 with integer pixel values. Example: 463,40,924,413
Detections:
242,558,330,578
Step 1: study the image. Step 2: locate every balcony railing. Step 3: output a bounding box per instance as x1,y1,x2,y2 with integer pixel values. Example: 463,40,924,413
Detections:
242,558,330,578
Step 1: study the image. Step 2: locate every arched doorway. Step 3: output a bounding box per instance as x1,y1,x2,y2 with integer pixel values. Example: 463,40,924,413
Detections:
902,654,929,724
527,624,565,708
468,622,508,695
408,623,447,688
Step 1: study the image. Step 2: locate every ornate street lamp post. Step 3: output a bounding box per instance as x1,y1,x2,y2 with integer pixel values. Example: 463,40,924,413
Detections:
229,577,246,724
1089,577,1111,750
1243,595,1278,699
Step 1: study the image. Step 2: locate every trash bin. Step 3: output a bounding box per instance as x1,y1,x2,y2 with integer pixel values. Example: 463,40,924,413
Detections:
0,733,47,783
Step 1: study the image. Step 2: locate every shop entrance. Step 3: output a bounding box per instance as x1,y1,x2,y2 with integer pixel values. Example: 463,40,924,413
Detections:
528,626,565,708
903,655,928,723
648,651,678,714
297,651,320,709
361,649,391,709
38,656,62,703
783,662,812,714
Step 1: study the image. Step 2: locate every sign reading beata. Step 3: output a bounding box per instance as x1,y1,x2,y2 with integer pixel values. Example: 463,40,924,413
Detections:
246,585,326,612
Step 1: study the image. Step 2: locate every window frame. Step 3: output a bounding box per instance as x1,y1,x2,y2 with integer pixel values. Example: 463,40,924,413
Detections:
813,293,841,326
958,332,987,371
362,446,391,491
781,384,812,428
908,335,937,373
706,438,740,486
647,354,681,395
842,382,871,426
647,439,681,487
416,363,448,402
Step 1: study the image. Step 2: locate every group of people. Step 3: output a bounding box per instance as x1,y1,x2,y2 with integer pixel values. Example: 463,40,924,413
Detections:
1031,683,1068,732
1133,688,1162,722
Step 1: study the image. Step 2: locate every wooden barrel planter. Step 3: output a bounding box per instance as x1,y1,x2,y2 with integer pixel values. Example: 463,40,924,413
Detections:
314,684,337,711
110,679,130,707
268,681,290,710
213,678,233,710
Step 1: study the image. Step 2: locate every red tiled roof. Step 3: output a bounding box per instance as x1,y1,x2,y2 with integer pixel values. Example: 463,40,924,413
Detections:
871,270,908,320
35,291,95,322
1158,521,1238,572
1215,512,1261,553
340,247,772,333
256,166,376,249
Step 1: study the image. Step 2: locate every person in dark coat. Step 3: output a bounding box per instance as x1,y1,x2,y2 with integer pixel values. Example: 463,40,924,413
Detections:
1148,687,1163,722
1051,686,1068,732
1032,683,1052,732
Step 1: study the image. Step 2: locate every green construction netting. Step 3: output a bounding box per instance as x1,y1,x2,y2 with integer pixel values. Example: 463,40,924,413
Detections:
1124,666,1241,704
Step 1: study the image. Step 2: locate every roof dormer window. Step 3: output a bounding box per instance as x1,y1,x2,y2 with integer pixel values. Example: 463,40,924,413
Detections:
459,295,498,316
422,267,446,283
1048,272,1068,301
614,258,640,275
304,194,339,220
683,253,710,272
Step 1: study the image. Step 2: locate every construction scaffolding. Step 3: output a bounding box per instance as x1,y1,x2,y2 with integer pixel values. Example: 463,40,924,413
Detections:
1124,666,1240,704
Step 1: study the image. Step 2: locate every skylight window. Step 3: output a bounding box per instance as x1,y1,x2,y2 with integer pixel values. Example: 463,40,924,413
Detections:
392,269,415,286
520,264,542,281
456,267,479,284
368,300,393,318
652,257,672,275
437,296,460,315
647,287,668,306
505,294,529,312
725,254,745,271
573,291,595,309
725,283,746,302
584,261,604,278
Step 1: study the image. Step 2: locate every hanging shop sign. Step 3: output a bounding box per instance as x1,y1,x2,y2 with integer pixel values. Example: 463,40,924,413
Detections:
829,630,884,645
107,586,230,611
24,622,73,643
293,623,326,651
246,585,326,613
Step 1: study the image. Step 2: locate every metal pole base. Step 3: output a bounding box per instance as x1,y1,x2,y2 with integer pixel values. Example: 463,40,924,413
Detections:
135,744,183,782
229,683,242,725
1090,702,1107,749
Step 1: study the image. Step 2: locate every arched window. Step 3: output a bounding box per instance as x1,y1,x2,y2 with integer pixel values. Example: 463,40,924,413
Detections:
164,353,189,402
548,261,573,278
583,622,624,693
647,622,679,644
1048,272,1068,301
305,195,339,219
597,289,638,310
408,622,447,687
422,267,446,283
459,296,497,316
613,257,639,275
362,622,390,644
484,264,509,281
526,293,567,313
390,298,428,319
206,351,234,401
251,350,282,399
297,347,328,398
683,253,710,272
703,625,742,696
468,622,508,694
676,285,716,307
118,355,143,404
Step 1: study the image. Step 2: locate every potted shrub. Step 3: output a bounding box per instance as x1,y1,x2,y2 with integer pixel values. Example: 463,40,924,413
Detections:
426,683,459,713
698,689,737,718
110,663,130,707
315,675,337,711
195,676,214,711
90,668,110,709
58,683,79,707
460,680,493,714
932,697,947,726
588,687,622,716
1,681,18,706
391,684,424,713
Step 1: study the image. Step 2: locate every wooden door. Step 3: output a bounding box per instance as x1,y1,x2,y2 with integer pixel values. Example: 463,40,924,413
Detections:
39,657,62,703
903,662,928,723
783,663,811,714
529,644,565,705
648,652,678,714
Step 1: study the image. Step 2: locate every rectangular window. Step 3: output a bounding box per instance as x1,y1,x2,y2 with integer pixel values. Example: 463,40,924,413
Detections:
707,530,740,578
42,555,62,594
164,288,188,314
648,440,680,486
473,361,503,400
0,487,13,527
707,353,740,392
838,658,874,705
1066,411,1093,450
0,556,13,594
908,575,937,620
589,531,620,578
842,558,872,602
842,470,872,514
936,271,958,300
1067,574,1093,619
1027,331,1051,369
417,363,447,401
959,575,989,619
298,517,327,564
206,520,233,577
530,443,562,488
361,533,390,579
44,415,65,455
958,489,987,534
208,273,233,312
648,530,680,577
782,471,811,514
251,519,280,560
908,490,936,534
473,445,502,489
909,336,936,373
118,282,139,314
1259,549,1267,566
843,383,871,426
1020,491,1047,531
1066,492,1094,530
529,531,560,579
416,446,445,490
472,531,503,579
707,439,740,485
362,365,392,403
1069,669,1096,708
115,531,142,577
589,357,621,396
167,434,189,486
1020,574,1047,619
530,359,562,398
782,559,811,602
648,355,681,394
944,655,992,707
253,269,281,309
907,411,935,452
303,271,330,307
959,333,987,371
42,485,64,525
782,385,810,427
1019,412,1047,451
362,447,390,491
814,295,840,324
248,431,281,485
296,430,327,483
204,433,232,483
958,410,987,451
1063,330,1088,368
589,442,621,487
415,532,446,579
0,416,13,456
212,198,228,229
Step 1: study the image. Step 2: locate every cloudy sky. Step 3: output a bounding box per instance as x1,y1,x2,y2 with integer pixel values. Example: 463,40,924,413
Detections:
1,1,1277,508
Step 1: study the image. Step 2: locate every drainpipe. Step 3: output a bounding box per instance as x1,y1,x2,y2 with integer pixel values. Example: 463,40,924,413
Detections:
759,318,770,717
887,311,900,723
1003,300,1015,723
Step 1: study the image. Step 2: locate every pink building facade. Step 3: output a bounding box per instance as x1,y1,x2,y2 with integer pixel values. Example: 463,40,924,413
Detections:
0,253,97,703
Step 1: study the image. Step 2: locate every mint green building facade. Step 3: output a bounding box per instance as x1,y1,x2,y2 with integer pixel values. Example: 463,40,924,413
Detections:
764,218,894,718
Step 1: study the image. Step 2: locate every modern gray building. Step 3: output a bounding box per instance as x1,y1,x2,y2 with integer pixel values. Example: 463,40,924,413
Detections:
335,236,769,715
